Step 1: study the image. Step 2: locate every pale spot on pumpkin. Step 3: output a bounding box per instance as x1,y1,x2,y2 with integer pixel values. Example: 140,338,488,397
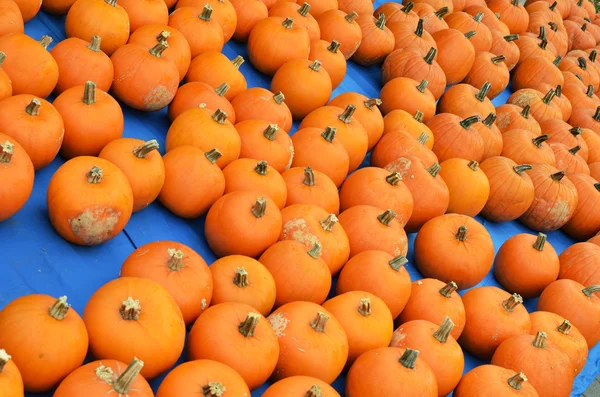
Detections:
510,92,537,108
269,312,290,337
282,218,321,250
144,85,175,111
385,157,412,179
201,299,207,310
417,280,423,285
285,141,294,171
69,207,121,245
547,199,572,228
390,329,406,347
496,114,510,130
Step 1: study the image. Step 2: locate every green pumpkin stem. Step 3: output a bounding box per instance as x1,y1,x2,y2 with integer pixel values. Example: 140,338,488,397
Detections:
364,98,382,109
439,281,458,297
555,84,563,97
386,172,402,186
345,11,359,23
104,0,117,6
468,160,479,171
533,232,547,251
508,373,528,390
321,126,337,142
578,57,587,70
199,4,213,20
113,358,145,394
149,41,168,57
415,18,425,37
416,79,429,93
327,40,341,53
427,163,442,177
532,331,548,348
212,109,228,124
582,23,587,32
549,21,559,31
423,47,437,65
590,50,597,63
338,104,356,123
376,13,386,30
538,25,547,40
456,225,468,241
473,12,484,22
310,312,329,332
551,170,566,181
482,113,496,127
399,348,419,369
435,6,449,19
475,82,491,102
432,316,454,343
532,134,549,147
273,91,285,104
558,320,572,334
254,160,268,176
309,60,322,72
298,2,311,16
465,30,477,39
402,2,414,13
83,81,96,105
542,89,556,104
460,115,481,130
502,293,523,312
215,82,230,97
389,255,408,271
377,209,397,226
234,267,248,287
88,36,102,52
504,34,519,42
204,148,222,164
491,55,506,64
582,284,600,297
513,164,532,175
570,126,583,136
358,298,372,316
521,105,531,118
303,167,316,186
231,55,245,69
569,145,581,155
306,385,323,397
539,39,548,50
418,132,429,145
307,242,322,259
587,85,595,98
133,139,159,158
594,106,600,121
38,35,52,49
320,213,339,232
549,1,557,10
25,98,41,116
595,183,600,192
156,30,170,43
282,17,294,28
414,110,424,122
0,141,13,164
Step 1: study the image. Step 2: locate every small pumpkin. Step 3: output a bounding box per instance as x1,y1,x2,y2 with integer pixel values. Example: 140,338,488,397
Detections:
475,113,504,160
376,1,420,26
553,84,573,121
168,5,224,58
0,349,23,397
379,77,437,120
515,28,557,65
269,2,320,41
174,0,237,42
464,5,510,34
487,0,529,33
507,88,563,122
309,40,346,89
316,10,363,60
167,82,234,123
0,52,10,101
495,104,542,134
186,52,247,100
281,167,339,214
223,159,287,209
329,92,384,150
561,82,599,111
429,114,485,162
543,119,587,154
438,159,490,216
0,0,24,37
454,365,540,397
568,105,600,134
512,55,564,92
389,18,437,55
0,136,34,222
550,143,590,175
491,32,521,71
262,376,341,397
382,109,434,148
559,55,599,88
231,88,293,132
558,241,600,286
437,82,496,118
582,126,600,162
563,175,600,238
118,0,167,33
445,11,493,52
231,0,268,42
463,53,510,99
238,121,294,174
371,130,439,170
432,28,476,85
501,130,556,166
352,13,395,66
414,5,451,34
564,21,596,51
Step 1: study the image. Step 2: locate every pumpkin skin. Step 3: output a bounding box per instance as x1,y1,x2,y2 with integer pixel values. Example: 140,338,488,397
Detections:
429,114,485,162
474,114,502,160
269,2,320,41
491,332,575,397
459,287,531,360
558,242,600,286
0,135,34,222
0,349,23,397
541,119,589,161
508,88,563,122
371,130,439,170
551,142,590,175
437,83,496,119
329,92,384,150
0,51,11,102
564,176,600,240
495,104,542,135
118,0,167,33
346,347,438,397
0,0,24,37
512,55,564,92
168,5,224,58
569,105,600,134
53,82,124,159
445,11,493,52
491,32,521,71
316,9,363,60
525,0,570,17
338,0,373,16
515,31,558,65
267,301,349,383
0,34,58,98
454,365,540,397
65,0,130,56
382,109,434,148
167,81,235,123
352,13,396,66
83,277,186,380
438,158,490,216
231,0,268,42
388,18,437,56
223,158,287,209
582,126,600,162
47,156,133,245
309,40,346,90
50,37,113,94
281,167,339,214
501,130,556,166
487,0,529,34
463,52,510,99
237,121,293,174
379,77,437,120
414,3,450,34
186,52,247,101
262,376,341,397
156,359,251,397
520,164,579,232
120,240,213,325
375,2,420,26
336,250,412,319
0,295,88,392
231,88,293,132
432,28,476,85
174,0,237,42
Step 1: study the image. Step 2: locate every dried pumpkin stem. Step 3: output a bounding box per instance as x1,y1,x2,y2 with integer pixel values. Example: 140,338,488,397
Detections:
338,104,356,123
427,163,442,177
468,160,479,171
234,267,248,287
551,171,565,181
149,41,168,57
375,13,386,30
399,348,419,369
435,6,449,19
94,366,113,380
532,134,549,147
464,30,477,39
386,172,402,186
82,81,96,105
423,47,437,65
307,242,322,259
491,55,506,64
273,91,285,104
364,98,382,109
215,82,230,97
414,110,424,122
502,293,523,312
416,79,429,93
582,23,588,32
120,297,142,320
212,109,228,124
482,113,496,127
532,331,547,348
415,19,425,37
553,56,562,66
473,12,484,22
358,298,371,316
113,358,145,394
321,126,337,142
0,141,14,164
582,284,600,297
320,214,338,232
282,17,294,29
298,2,310,16
303,167,316,186
310,311,329,332
569,145,581,155
345,11,359,23
238,312,261,337
203,382,226,397
0,350,10,373
88,36,101,52
595,106,600,121
156,30,170,43
558,319,572,334
389,255,408,271
455,226,468,241
532,232,547,251
38,35,53,49
204,148,223,164
504,34,519,42
251,197,267,218
133,139,159,158
418,132,429,145
402,2,414,13
586,85,595,99
231,55,244,69
521,105,531,118
48,296,69,320
263,124,279,141
254,160,268,176
475,82,491,102
25,98,41,116
87,166,103,183
439,281,458,297
377,209,397,226
199,4,213,21
508,373,528,390
309,60,322,72
513,164,532,175
167,248,184,271
432,316,454,343
327,40,341,53
305,385,323,397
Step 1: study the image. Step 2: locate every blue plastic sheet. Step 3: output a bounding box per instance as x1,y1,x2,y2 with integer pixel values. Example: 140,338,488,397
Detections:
1,1,598,395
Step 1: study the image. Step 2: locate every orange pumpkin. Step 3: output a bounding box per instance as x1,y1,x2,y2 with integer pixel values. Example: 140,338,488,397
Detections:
454,365,540,397
414,4,450,34
309,40,346,89
174,0,237,42
379,77,437,120
281,167,339,214
541,120,589,160
474,113,504,160
551,143,590,175
495,104,542,134
432,27,477,85
269,2,320,41
376,1,420,26
569,105,600,134
382,109,434,148
389,18,437,55
429,114,485,162
491,32,521,71
558,242,600,286
186,52,247,100
316,9,363,59
294,0,336,17
512,55,564,92
352,13,395,66
168,5,224,58
463,53,510,99
0,135,34,222
231,88,293,132
0,51,11,101
118,0,167,33
329,92,384,150
237,121,293,173
582,126,600,162
515,29,557,65
439,159,490,216
338,0,373,15
223,158,287,209
371,130,439,170
508,88,563,122
501,130,556,166
231,0,268,42
262,376,341,397
445,11,493,52
561,80,598,113
0,349,23,397
0,0,24,37
487,0,529,33
437,82,495,118
167,82,235,123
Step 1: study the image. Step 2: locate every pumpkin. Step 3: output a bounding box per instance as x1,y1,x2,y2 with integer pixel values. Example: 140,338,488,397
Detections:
535,20,569,58
558,241,600,286
391,318,464,397
352,13,395,66
415,5,451,34
316,10,363,60
0,52,10,101
429,114,485,162
432,28,476,85
174,0,237,42
551,143,590,175
507,88,563,122
268,301,348,383
568,105,600,134
157,360,251,397
0,295,88,392
565,21,596,51
281,167,339,214
166,107,241,168
0,0,24,37
379,77,436,120
262,376,341,397
238,121,294,174
12,0,39,21
231,0,268,42
186,52,247,100
205,191,282,258
53,82,123,159
83,277,185,379
582,126,600,162
118,0,167,33
290,126,349,186
454,365,540,397
231,88,293,132
465,5,510,34
329,92,384,150
338,0,373,15
376,2,420,26
65,0,129,56
0,349,23,397
167,82,234,123
339,205,409,259
491,332,575,397
554,84,573,121
591,162,600,180
463,53,510,99
501,130,556,166
271,59,332,120
562,82,599,111
563,174,600,237
445,11,492,52
0,34,58,98
475,113,503,160
414,0,454,13
438,159,490,216
371,130,439,170
50,37,113,94
223,159,287,209
346,348,438,397
559,56,599,88
525,0,570,18
299,105,369,171
515,29,557,65
269,2,320,41
388,18,437,55
0,136,33,222
415,213,494,289
437,83,495,118
496,104,542,134
53,358,152,397
309,40,346,89
168,5,224,58
491,32,521,71
295,0,336,17
487,0,529,33
479,156,535,222
210,255,276,316
382,109,434,148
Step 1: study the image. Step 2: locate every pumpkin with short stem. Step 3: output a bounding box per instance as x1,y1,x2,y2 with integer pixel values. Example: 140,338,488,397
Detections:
432,28,476,85
238,122,293,174
0,0,24,37
382,110,434,148
269,2,320,41
65,0,129,56
83,277,185,379
309,40,346,89
316,10,362,60
463,53,510,99
268,301,348,383
294,0,336,16
166,107,241,169
371,130,439,170
415,213,494,289
464,5,510,34
475,113,503,159
512,55,564,91
352,13,395,66
0,136,33,222
223,159,287,209
543,120,587,155
440,158,490,216
501,130,556,166
561,82,599,111
0,295,87,393
445,12,492,52
346,348,438,397
389,18,437,55
47,157,133,245
231,0,268,42
53,358,152,397
491,33,521,71
569,105,600,134
54,82,123,159
558,242,600,286
231,88,293,132
0,34,58,97
553,84,573,121
329,93,384,150
437,83,495,118
564,21,595,52
118,0,167,33
559,55,599,89
563,174,600,239
50,37,113,94
186,52,247,100
487,0,529,33
429,114,485,162
262,376,341,397
0,52,10,101
379,77,437,120
507,88,562,122
168,5,224,58
174,0,237,42
551,143,590,175
479,157,535,222
496,104,542,134
271,60,332,120
454,365,540,397
121,241,212,325
281,167,339,214
0,349,23,397
376,2,420,26
413,5,450,34
515,29,557,65
167,82,235,123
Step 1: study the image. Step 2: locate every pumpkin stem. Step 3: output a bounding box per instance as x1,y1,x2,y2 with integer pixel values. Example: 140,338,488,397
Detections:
532,331,548,348
202,382,226,397
418,132,429,145
399,348,419,369
88,36,101,52
234,267,248,287
587,85,595,98
282,17,294,28
364,98,382,109
495,12,501,18
427,163,442,177
551,170,565,181
423,47,437,65
569,145,581,155
590,50,598,63
132,139,159,159
0,141,14,164
513,164,532,175
263,124,279,141
402,2,415,13
48,296,69,320
439,281,458,297
338,104,356,123
212,109,228,124
542,89,556,104
320,214,338,232
414,110,424,123
532,134,549,147
345,11,359,23
538,39,548,50
549,21,559,31
120,297,141,321
104,0,117,6
298,2,310,16
531,232,547,251
550,56,562,69
558,319,572,334
508,373,528,390
204,148,223,164
0,52,4,67
310,311,329,332
199,4,213,21
549,1,557,10
238,312,261,337
491,55,506,64
321,126,337,142
375,13,386,30
389,254,408,271
25,98,41,116
578,57,588,70
273,91,285,105
214,82,230,97
582,284,600,297
113,358,144,394
503,34,518,42
502,293,523,312
464,30,477,39
231,55,244,69
416,79,429,93
303,167,316,186
460,115,481,130
555,84,562,97
254,160,268,176
575,73,584,81
305,385,323,397
309,60,322,71
38,35,52,49
415,19,425,37
164,248,185,271
432,316,454,343
307,241,322,259
0,350,11,373
82,81,97,105
475,82,491,102
455,225,468,241
594,106,600,121
511,0,518,5
358,298,371,316
327,40,341,53
435,6,449,19
468,160,479,171
87,166,103,184
386,172,402,186
538,25,546,40
156,30,170,44
482,113,496,127
582,23,588,32
251,197,267,218
377,209,397,226
149,41,168,57
521,105,531,118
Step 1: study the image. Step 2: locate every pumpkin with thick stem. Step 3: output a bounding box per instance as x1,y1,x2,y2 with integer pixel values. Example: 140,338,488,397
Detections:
54,82,123,159
232,89,293,133
439,159,490,216
223,159,287,209
507,88,562,122
429,114,485,162
491,32,520,71
65,0,129,56
501,130,556,166
415,213,494,289
558,55,599,89
174,0,237,42
474,113,503,159
53,358,152,397
382,109,434,148
0,136,33,222
238,121,293,174
309,40,346,89
445,12,492,52
487,0,529,33
169,81,235,120
346,348,438,397
352,13,395,66
564,21,595,52
463,53,510,99
550,143,590,175
558,242,600,286
479,157,535,222
512,55,564,92
0,0,24,37
168,5,224,58
262,376,341,397
376,2,420,26
372,130,439,170
496,104,542,134
379,77,437,120
268,301,348,383
389,18,437,55
432,28,476,84
542,120,589,161
186,52,247,100
454,365,540,397
231,0,268,42
568,105,600,134
459,287,531,359
0,349,23,397
414,4,450,34
437,83,496,118
281,167,339,214
118,0,167,33
269,2,320,41
329,92,384,150
316,10,362,60
47,157,133,245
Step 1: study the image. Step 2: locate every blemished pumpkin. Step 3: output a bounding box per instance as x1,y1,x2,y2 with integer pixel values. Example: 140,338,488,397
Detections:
490,32,520,71
53,81,124,159
379,77,437,121
445,11,492,52
479,156,535,222
65,0,129,56
186,52,247,101
463,53,510,99
210,255,276,316
268,301,349,383
174,0,237,42
329,92,384,150
454,365,540,397
382,109,434,148
0,0,24,38
429,115,485,162
316,9,363,60
167,82,235,123
372,130,439,171
432,28,476,85
118,0,167,33
120,240,213,325
269,2,320,41
389,18,437,56
415,213,494,289
281,167,339,214
47,156,133,246
262,376,341,397
352,13,396,66
558,242,600,287
459,287,531,360
156,359,251,397
158,147,225,218
83,277,186,379
168,5,224,58
500,130,556,166
0,135,34,222
50,36,113,94
475,113,503,160
436,82,495,118
495,104,542,135
231,88,293,132
508,88,562,122
0,349,23,397
487,0,529,33
223,160,287,209
550,143,590,175
439,159,490,217
231,0,268,42
309,40,346,90
237,121,294,174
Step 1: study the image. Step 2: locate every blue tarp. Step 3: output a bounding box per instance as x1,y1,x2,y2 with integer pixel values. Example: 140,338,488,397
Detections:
1,1,598,395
